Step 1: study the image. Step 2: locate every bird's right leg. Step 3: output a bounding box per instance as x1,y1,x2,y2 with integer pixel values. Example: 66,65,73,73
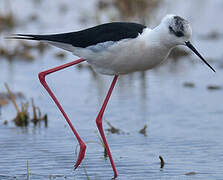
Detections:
38,58,86,169
96,75,118,179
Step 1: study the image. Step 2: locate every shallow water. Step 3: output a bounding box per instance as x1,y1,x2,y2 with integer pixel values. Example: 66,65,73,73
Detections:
0,0,223,179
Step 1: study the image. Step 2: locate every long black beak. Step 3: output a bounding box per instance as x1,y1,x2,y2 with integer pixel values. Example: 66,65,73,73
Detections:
185,41,215,72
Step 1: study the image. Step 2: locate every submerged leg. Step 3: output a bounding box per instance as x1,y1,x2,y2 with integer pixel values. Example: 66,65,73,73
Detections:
38,58,86,169
96,75,118,178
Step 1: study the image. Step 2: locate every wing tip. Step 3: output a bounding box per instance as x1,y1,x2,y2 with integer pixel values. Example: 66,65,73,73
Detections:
5,34,35,40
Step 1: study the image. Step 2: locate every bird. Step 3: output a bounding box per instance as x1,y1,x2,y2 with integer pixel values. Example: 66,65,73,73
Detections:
8,14,215,179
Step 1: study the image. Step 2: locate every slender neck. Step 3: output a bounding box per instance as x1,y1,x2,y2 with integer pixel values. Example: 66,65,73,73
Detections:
152,24,177,49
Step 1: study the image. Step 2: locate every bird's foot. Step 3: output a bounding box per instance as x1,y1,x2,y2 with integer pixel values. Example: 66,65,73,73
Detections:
74,142,86,169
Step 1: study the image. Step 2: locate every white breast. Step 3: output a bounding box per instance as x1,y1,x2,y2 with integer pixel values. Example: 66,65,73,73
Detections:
72,28,171,75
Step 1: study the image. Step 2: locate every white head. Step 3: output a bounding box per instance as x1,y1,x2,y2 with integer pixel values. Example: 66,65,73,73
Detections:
161,14,192,45
157,14,215,72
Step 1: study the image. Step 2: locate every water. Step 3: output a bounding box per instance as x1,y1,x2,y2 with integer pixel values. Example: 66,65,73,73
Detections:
0,0,223,179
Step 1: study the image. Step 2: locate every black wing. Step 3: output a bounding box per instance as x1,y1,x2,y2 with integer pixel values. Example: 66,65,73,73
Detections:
13,22,146,48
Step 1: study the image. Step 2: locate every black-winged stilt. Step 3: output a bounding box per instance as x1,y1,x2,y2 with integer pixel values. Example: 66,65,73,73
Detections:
9,14,215,179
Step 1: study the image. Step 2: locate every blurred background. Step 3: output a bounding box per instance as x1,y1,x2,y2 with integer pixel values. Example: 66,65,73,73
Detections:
0,0,223,179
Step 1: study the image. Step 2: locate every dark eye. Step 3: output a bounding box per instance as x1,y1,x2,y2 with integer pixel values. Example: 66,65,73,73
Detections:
175,31,184,37
169,26,184,37
169,26,174,33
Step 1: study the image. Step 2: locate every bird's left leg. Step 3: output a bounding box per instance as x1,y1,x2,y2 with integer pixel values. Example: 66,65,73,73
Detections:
38,58,86,169
96,75,118,179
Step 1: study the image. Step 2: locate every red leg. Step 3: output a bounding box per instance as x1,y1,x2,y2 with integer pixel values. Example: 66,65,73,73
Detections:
38,58,86,169
96,75,118,179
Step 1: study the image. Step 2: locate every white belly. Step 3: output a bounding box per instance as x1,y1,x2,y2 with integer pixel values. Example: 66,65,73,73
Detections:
87,51,168,75
72,33,171,75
